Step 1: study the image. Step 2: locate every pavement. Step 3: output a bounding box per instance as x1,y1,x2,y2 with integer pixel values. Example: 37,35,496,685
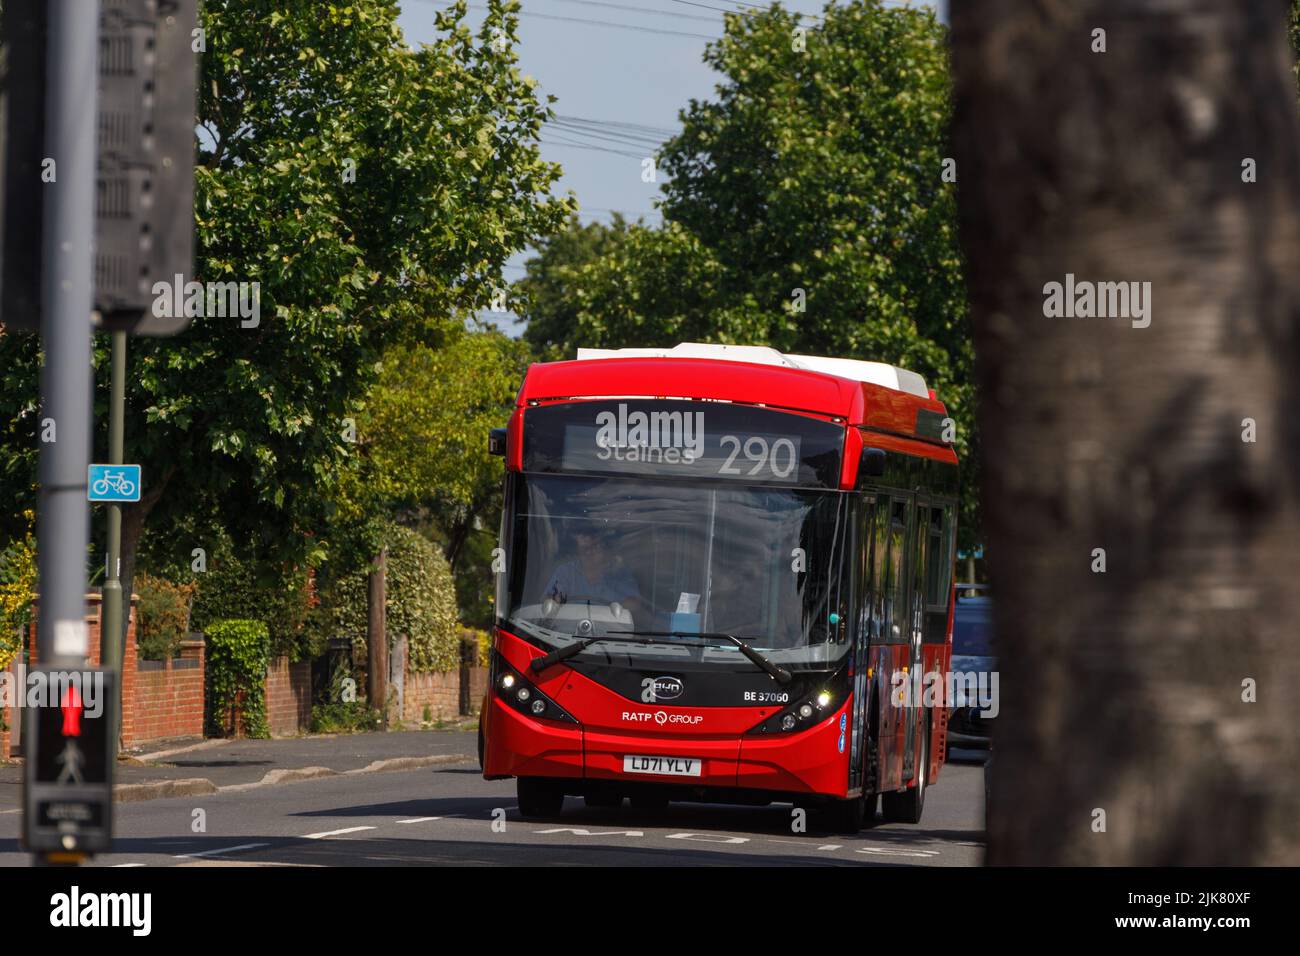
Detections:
0,726,477,810
0,734,987,866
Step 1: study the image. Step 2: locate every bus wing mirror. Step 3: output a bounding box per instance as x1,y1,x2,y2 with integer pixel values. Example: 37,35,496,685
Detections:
861,447,886,478
488,427,508,457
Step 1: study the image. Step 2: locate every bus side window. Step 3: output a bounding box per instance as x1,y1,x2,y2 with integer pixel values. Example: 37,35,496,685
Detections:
884,501,907,643
924,506,947,609
868,495,891,644
922,504,954,643
857,496,878,648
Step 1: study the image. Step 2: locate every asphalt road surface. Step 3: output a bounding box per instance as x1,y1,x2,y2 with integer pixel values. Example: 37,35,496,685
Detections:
0,740,987,867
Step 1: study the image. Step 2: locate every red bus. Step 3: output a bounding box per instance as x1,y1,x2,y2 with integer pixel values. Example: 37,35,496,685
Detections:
480,343,958,831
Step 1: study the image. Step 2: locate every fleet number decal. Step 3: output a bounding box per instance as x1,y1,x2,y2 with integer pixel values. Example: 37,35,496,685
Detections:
743,691,791,703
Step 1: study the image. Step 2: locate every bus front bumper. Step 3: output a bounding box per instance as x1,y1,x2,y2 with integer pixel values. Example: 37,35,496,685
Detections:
483,695,851,799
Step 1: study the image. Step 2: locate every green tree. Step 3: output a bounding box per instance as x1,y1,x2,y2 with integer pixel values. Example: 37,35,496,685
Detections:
314,521,460,674
517,214,635,359
512,1,978,546
0,0,572,617
352,326,530,625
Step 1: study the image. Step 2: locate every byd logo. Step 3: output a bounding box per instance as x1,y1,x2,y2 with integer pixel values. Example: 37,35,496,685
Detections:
641,675,684,702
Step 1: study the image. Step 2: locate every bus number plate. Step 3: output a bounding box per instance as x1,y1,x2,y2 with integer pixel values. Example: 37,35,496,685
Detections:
623,755,702,777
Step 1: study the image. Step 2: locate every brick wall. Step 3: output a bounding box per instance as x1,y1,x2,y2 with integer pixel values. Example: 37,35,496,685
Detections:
265,656,311,736
123,639,205,746
468,665,488,714
401,665,488,724
402,669,461,724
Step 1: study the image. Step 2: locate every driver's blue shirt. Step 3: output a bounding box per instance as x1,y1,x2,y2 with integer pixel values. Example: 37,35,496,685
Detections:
544,561,641,606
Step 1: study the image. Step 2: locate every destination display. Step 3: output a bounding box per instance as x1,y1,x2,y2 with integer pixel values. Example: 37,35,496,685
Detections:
523,399,844,487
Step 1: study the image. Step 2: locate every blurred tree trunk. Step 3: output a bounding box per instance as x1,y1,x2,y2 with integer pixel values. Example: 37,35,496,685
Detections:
951,0,1300,864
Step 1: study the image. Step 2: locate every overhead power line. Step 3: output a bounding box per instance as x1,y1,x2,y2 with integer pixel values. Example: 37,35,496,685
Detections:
550,120,665,150
430,3,723,40
553,0,720,24
541,136,646,158
555,114,677,137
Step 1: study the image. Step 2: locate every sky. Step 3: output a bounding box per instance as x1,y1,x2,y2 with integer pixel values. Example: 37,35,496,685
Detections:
396,0,944,333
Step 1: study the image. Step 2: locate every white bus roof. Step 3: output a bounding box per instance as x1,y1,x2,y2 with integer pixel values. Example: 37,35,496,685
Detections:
574,343,930,399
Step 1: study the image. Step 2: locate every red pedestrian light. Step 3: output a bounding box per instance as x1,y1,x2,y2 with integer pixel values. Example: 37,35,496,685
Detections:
60,685,83,737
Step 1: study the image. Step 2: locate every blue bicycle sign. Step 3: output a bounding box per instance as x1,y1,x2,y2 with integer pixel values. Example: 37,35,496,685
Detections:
87,464,141,503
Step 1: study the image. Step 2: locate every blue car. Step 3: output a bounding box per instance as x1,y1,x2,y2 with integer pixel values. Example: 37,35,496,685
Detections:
948,583,995,756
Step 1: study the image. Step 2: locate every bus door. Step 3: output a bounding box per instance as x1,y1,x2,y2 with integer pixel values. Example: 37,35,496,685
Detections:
902,497,929,782
850,493,877,795
872,496,908,792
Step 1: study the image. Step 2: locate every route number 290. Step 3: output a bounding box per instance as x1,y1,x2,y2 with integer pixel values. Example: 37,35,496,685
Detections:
719,435,797,478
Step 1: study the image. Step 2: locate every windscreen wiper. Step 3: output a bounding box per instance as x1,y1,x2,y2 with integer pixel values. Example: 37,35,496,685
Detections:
529,633,696,673
605,630,794,686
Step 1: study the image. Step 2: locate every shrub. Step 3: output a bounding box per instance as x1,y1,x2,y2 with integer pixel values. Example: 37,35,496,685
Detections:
309,657,380,733
205,619,270,738
135,572,196,661
318,522,460,673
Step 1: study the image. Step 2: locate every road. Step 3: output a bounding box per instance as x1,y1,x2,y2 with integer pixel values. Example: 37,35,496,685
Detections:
0,735,987,867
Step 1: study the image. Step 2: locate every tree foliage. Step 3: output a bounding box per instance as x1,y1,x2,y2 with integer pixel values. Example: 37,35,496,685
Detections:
134,572,197,661
517,214,636,359
0,0,572,607
512,1,979,546
0,511,36,672
343,326,529,624
314,521,460,673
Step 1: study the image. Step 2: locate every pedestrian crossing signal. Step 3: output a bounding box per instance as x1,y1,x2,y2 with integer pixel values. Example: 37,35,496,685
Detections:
23,670,115,856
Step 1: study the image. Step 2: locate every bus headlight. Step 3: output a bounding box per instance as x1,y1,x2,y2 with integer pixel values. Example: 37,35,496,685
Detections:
747,667,850,735
492,653,577,724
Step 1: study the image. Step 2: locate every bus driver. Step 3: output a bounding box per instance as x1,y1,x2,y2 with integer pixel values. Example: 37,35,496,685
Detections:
544,525,648,618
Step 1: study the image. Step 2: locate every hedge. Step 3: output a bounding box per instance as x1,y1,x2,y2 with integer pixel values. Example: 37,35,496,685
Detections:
205,619,271,738
135,572,196,660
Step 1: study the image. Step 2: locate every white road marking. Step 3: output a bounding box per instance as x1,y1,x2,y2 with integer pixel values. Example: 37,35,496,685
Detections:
533,827,645,837
854,845,939,858
174,842,270,859
767,839,843,850
301,826,376,840
667,832,750,844
112,863,146,867
397,817,443,824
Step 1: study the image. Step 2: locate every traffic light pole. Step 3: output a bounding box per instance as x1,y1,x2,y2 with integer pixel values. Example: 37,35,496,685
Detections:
36,0,100,669
101,330,126,756
28,0,102,865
